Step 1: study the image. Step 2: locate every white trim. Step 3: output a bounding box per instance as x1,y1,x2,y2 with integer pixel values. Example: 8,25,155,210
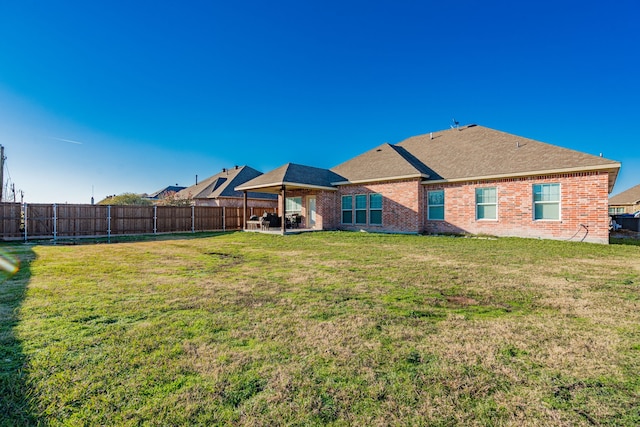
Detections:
354,193,367,225
369,193,383,226
332,173,428,186
427,189,445,221
532,183,561,221
341,194,353,225
475,187,498,221
421,163,621,186
235,181,337,192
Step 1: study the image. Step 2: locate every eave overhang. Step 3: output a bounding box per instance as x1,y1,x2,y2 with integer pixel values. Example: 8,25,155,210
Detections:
421,163,621,193
235,181,338,194
331,173,429,186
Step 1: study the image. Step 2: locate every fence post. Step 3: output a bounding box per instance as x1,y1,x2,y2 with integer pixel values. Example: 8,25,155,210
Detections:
223,206,226,231
23,203,28,242
107,205,111,243
53,203,57,243
153,205,157,234
191,205,195,233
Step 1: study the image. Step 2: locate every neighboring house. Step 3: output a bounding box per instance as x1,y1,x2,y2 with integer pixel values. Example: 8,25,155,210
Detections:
237,125,620,244
609,184,640,215
145,185,186,200
176,165,278,209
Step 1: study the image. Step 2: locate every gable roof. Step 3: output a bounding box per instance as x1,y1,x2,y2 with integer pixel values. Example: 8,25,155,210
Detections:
330,143,432,184
331,125,620,191
235,163,344,193
147,185,186,199
609,184,640,206
234,125,621,195
177,166,277,200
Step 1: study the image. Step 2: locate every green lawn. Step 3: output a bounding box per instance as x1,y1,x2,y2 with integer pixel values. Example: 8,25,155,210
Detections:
1,232,639,426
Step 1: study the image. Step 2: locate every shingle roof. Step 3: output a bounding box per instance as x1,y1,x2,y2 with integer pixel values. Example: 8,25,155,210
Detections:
609,184,640,205
234,125,621,193
330,143,432,183
235,163,344,193
147,185,186,199
397,125,619,182
177,166,277,200
331,125,620,191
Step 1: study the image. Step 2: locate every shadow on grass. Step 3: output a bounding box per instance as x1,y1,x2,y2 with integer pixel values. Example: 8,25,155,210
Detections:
0,244,39,425
610,237,640,246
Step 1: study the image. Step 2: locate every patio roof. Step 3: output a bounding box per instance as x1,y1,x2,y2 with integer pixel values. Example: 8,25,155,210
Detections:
235,163,344,194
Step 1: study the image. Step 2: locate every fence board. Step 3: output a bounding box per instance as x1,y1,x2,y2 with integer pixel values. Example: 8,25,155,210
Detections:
26,204,54,238
0,203,275,241
56,204,110,237
0,203,22,238
194,206,224,231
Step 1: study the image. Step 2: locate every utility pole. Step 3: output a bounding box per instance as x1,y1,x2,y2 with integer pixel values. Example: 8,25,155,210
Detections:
0,145,4,202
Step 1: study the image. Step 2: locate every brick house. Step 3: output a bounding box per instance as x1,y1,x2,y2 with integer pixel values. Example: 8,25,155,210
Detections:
609,184,640,215
236,125,620,244
176,165,277,209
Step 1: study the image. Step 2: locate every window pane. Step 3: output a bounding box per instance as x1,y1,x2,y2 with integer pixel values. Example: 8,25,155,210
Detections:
370,210,382,225
369,193,382,209
355,209,367,224
534,184,560,202
476,188,496,204
341,195,352,210
477,204,496,220
535,203,559,220
342,210,352,224
428,206,444,220
355,195,367,209
286,197,302,212
428,190,444,205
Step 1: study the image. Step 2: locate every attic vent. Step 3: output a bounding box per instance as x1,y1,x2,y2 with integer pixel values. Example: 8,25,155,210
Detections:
376,149,382,152
467,124,477,128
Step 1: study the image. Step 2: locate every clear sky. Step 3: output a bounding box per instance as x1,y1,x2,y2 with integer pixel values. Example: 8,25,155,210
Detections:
1,1,638,203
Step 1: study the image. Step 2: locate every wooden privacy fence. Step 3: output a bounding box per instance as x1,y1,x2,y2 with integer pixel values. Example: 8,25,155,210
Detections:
0,203,276,241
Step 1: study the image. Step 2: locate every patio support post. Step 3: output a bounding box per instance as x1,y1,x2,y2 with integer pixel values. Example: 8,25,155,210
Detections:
281,185,286,234
242,191,248,230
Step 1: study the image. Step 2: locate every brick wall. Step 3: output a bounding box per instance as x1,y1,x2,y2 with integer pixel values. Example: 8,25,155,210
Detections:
333,179,422,233
423,171,611,244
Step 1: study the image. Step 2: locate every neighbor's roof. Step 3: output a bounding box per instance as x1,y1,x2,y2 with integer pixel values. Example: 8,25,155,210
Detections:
332,125,620,191
147,185,186,199
177,166,277,200
235,163,344,193
609,183,640,206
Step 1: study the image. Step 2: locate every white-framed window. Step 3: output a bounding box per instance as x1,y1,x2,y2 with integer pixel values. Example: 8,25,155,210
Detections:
286,196,302,213
341,195,353,224
609,207,625,215
533,183,560,220
369,193,382,225
355,194,367,224
427,190,444,220
476,187,497,220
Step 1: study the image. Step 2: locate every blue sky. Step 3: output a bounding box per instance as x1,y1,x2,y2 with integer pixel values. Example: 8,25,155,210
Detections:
1,1,638,203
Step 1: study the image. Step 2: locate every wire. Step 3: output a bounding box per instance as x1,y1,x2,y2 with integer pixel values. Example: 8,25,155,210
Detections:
565,224,589,242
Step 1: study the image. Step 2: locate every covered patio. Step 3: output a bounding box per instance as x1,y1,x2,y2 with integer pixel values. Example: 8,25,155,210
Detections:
235,163,344,235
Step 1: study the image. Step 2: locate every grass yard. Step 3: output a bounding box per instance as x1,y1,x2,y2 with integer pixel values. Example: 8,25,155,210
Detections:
1,231,639,426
